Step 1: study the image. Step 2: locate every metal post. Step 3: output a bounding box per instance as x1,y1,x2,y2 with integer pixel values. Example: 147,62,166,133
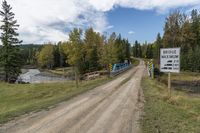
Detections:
168,72,171,97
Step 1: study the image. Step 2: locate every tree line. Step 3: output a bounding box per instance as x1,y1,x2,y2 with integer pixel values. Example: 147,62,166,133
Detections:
22,29,132,74
36,28,131,82
132,9,200,72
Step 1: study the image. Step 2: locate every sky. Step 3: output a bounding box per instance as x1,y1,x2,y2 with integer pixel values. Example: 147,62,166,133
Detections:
1,0,200,44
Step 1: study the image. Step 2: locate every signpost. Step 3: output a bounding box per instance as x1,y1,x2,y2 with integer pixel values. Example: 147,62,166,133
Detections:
109,64,113,71
160,48,180,96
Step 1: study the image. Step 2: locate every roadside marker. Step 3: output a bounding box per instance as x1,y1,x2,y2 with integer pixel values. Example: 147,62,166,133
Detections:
147,59,154,79
160,48,180,97
109,64,112,71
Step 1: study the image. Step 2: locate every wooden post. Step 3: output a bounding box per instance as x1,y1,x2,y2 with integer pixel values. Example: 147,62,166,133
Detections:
168,72,171,97
152,64,154,79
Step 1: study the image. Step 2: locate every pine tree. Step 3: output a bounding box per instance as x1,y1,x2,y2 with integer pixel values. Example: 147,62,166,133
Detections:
134,41,139,57
138,43,142,58
53,45,60,68
155,33,162,63
191,9,200,48
125,39,131,62
0,0,22,82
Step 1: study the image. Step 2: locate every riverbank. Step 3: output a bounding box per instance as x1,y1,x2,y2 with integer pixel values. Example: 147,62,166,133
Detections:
141,78,200,133
159,71,200,93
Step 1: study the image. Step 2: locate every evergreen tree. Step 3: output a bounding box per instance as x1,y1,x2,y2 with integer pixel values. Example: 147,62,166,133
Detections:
95,33,104,69
125,39,131,62
133,40,142,58
134,41,139,57
0,0,22,82
146,44,154,59
53,45,60,68
146,45,150,59
191,9,200,48
187,48,194,71
138,43,142,58
58,42,67,67
155,33,162,63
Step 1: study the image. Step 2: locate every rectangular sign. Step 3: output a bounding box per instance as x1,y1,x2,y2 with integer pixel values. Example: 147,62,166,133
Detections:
160,48,180,73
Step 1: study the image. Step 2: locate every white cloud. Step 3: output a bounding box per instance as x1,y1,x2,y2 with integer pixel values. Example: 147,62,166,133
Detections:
106,25,114,30
128,31,135,35
88,0,200,11
0,0,200,44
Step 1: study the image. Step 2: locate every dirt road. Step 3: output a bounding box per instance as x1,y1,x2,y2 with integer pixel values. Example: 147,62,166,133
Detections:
0,60,146,133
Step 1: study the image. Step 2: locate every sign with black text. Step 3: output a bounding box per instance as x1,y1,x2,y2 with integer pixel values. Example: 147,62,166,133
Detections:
160,48,180,73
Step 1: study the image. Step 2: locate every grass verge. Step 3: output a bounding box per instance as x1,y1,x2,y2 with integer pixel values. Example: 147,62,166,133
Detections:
0,77,111,124
132,58,140,66
141,78,200,133
48,67,73,76
160,71,200,82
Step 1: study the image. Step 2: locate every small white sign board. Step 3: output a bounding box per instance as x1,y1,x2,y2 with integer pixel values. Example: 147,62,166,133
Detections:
160,48,180,73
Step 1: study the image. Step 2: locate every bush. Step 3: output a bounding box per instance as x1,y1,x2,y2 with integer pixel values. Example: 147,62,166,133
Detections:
154,67,163,77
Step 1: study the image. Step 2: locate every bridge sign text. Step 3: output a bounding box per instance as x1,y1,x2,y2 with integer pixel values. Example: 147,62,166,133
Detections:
160,48,180,73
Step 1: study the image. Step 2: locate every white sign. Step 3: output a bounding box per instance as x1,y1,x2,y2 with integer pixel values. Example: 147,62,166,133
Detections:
160,48,180,73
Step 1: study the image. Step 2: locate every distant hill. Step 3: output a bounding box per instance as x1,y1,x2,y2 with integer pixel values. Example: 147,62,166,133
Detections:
19,44,43,49
0,44,43,49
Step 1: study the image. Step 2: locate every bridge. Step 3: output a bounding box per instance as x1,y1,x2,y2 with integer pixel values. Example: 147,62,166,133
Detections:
110,62,132,77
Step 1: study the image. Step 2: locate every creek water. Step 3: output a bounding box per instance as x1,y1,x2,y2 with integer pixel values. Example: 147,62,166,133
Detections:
18,69,67,83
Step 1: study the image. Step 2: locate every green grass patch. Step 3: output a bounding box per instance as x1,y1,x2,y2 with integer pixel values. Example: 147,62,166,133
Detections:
0,77,111,124
131,58,140,66
48,67,73,76
141,78,200,133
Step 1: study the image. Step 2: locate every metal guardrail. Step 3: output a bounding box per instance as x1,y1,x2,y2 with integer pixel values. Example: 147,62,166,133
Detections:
110,63,132,77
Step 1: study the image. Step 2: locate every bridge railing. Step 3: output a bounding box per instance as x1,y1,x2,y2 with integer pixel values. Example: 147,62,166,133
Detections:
110,63,132,77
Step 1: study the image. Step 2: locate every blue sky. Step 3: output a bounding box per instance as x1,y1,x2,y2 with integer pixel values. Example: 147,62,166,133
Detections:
106,8,166,43
2,0,200,44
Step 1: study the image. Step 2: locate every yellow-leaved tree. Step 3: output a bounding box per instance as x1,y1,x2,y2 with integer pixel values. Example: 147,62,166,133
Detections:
37,44,54,69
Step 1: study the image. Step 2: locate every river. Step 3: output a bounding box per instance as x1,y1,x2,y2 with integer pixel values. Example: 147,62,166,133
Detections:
18,69,68,83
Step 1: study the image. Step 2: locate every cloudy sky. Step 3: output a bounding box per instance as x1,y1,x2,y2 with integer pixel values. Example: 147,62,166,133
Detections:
1,0,200,44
